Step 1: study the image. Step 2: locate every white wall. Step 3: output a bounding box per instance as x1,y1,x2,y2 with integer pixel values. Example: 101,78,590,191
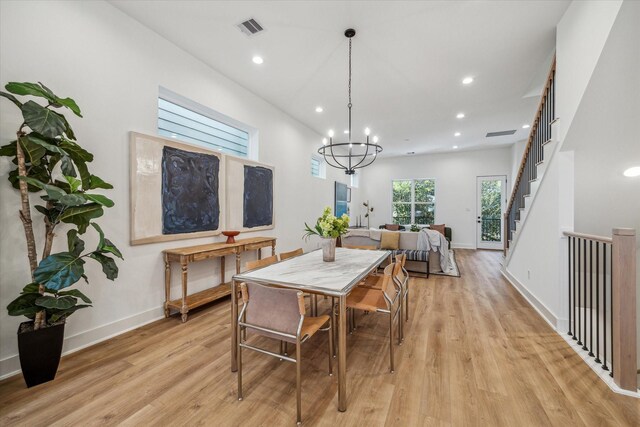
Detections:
563,0,640,365
0,0,353,377
510,139,527,185
358,147,513,249
505,0,628,332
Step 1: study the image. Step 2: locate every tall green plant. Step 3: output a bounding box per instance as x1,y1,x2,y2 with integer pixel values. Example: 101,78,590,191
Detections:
0,82,122,330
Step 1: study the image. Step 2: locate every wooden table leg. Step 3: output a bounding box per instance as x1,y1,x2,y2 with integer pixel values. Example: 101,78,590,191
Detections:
180,261,188,322
164,257,171,318
271,241,276,256
231,279,238,372
257,248,262,260
311,294,318,317
338,294,347,412
220,256,225,285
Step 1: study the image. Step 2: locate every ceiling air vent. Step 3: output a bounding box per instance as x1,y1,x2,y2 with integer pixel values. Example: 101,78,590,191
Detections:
237,18,264,36
486,130,517,138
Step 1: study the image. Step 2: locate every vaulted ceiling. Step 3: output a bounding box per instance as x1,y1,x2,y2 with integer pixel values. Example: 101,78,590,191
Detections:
110,0,570,157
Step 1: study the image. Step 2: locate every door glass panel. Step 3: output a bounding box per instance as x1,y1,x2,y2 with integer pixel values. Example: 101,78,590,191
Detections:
480,179,502,242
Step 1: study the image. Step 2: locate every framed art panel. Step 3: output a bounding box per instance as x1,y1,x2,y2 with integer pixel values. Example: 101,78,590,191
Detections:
226,156,275,232
130,132,226,245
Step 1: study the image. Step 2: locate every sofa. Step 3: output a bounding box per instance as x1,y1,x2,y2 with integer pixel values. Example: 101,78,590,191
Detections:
342,228,452,276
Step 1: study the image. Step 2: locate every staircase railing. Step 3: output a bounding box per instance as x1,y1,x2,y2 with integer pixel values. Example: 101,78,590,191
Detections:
563,228,637,392
504,57,556,253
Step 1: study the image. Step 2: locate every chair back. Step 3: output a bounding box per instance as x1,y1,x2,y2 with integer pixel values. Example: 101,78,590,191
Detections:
380,263,400,304
240,282,304,343
343,245,378,250
394,253,407,285
245,255,278,270
279,248,303,261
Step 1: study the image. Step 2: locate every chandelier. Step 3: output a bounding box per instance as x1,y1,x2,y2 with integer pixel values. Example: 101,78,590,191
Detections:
318,28,382,175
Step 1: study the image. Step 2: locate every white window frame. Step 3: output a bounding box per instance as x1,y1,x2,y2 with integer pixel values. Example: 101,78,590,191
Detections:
391,178,436,225
311,154,326,179
158,86,258,160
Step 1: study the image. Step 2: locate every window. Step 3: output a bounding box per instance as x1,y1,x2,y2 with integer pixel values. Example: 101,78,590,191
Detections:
157,95,253,158
392,179,435,225
311,156,326,179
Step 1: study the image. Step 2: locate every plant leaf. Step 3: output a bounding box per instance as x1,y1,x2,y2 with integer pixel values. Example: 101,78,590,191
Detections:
102,238,123,259
67,229,85,256
17,176,67,199
26,134,69,156
64,175,82,193
49,304,91,323
7,293,40,317
89,253,118,280
5,82,54,100
58,288,92,304
22,283,41,294
84,194,114,208
60,155,76,177
34,252,86,291
35,295,77,310
58,194,87,207
88,175,113,190
76,161,91,190
21,100,66,138
18,136,46,166
55,97,82,117
59,204,104,233
0,140,17,157
59,139,93,162
0,91,23,108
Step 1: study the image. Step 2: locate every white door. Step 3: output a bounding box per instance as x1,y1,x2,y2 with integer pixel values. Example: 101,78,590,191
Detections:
476,176,507,250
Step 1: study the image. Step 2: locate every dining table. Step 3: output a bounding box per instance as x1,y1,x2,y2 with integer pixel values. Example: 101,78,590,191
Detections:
231,247,391,412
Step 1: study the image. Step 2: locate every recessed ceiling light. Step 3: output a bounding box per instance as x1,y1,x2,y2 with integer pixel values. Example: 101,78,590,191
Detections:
522,124,530,129
456,113,465,119
453,145,459,149
315,106,323,113
623,166,640,177
252,56,264,64
462,76,474,85
454,132,461,137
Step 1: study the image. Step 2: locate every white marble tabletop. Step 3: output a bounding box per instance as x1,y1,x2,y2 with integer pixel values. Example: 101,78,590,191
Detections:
233,248,391,296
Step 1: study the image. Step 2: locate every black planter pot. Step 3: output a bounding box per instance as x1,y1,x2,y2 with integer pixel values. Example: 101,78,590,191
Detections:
17,321,65,388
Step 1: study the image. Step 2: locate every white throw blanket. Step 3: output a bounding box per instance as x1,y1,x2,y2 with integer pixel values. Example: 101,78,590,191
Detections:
418,229,450,271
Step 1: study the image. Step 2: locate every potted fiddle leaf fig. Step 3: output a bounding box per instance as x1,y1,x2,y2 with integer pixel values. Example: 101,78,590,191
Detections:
0,82,123,387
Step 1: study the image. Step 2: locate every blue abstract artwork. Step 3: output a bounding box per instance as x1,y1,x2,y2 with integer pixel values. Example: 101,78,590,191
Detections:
243,165,273,228
162,146,220,234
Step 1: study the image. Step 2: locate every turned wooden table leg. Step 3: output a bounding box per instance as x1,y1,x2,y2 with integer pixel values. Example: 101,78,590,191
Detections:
220,256,225,285
257,248,262,260
180,260,188,322
164,257,171,318
271,241,276,257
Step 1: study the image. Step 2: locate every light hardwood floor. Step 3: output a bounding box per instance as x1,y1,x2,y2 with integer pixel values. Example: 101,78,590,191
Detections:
1,250,638,426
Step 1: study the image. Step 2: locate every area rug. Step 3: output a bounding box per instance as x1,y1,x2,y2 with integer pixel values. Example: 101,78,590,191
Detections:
430,249,461,277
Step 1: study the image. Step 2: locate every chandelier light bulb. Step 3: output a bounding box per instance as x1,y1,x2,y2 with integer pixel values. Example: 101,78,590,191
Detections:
364,127,370,136
373,135,379,143
349,143,353,148
361,143,365,146
328,129,334,137
322,138,328,145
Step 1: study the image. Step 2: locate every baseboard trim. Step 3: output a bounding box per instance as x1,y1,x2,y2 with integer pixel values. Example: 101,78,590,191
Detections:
451,243,475,249
501,268,558,330
0,305,165,380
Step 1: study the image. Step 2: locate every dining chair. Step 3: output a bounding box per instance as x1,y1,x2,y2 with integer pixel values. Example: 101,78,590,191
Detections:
237,282,333,425
245,255,278,270
358,254,408,341
342,262,402,372
279,248,304,261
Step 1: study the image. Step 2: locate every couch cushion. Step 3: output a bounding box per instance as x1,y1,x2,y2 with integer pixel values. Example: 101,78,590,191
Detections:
393,249,429,262
384,223,400,231
380,231,400,250
398,231,418,249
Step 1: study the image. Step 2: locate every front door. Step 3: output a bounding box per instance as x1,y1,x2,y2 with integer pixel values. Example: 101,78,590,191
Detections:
476,175,507,250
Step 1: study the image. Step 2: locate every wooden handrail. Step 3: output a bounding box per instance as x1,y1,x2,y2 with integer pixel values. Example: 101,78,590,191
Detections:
506,56,557,215
562,231,613,244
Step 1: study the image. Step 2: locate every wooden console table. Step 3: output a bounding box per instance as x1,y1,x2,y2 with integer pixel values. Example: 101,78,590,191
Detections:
163,236,276,322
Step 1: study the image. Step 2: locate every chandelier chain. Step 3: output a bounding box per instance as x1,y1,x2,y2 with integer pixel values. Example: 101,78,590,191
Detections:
348,37,352,141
